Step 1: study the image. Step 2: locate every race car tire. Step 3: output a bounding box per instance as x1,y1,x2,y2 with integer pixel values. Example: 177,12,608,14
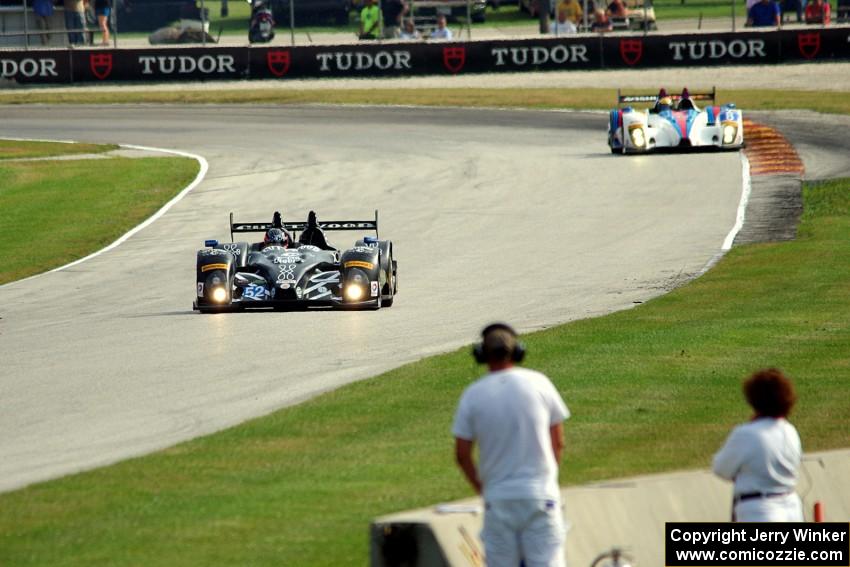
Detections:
383,257,397,307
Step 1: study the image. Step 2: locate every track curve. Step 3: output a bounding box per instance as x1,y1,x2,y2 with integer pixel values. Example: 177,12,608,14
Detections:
0,105,750,491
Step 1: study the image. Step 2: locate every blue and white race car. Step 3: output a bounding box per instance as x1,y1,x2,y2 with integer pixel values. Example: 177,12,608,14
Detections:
607,87,744,154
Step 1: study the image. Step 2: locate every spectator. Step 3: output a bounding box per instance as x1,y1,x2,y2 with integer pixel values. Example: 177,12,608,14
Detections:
429,14,453,39
712,369,803,522
556,0,583,26
747,0,781,26
550,8,577,33
782,0,803,22
591,8,612,30
94,0,111,45
381,0,407,38
399,18,421,38
453,323,570,567
64,0,87,45
606,0,627,18
358,0,381,40
32,0,54,45
805,0,831,23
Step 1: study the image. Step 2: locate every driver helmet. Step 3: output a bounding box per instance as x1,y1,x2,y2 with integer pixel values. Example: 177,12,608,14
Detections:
658,96,673,110
264,228,288,248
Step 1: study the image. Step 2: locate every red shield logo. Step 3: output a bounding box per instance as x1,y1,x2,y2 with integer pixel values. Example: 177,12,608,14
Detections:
797,32,820,60
619,39,643,66
443,47,466,74
267,50,291,77
90,53,112,80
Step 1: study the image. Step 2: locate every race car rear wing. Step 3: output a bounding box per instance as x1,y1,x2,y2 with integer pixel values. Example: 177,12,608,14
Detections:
229,210,380,242
616,87,716,106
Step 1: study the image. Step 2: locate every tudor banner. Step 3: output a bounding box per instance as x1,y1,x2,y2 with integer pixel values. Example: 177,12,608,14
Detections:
1,27,849,84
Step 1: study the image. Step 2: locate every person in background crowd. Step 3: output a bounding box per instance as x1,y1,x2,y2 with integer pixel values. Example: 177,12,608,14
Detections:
556,0,583,27
64,0,87,45
358,0,381,40
550,8,577,33
805,0,831,23
453,323,570,567
782,0,803,21
399,18,421,38
381,0,407,38
33,0,54,45
94,0,111,45
590,8,612,30
747,0,781,26
429,14,453,39
606,0,627,18
712,368,803,522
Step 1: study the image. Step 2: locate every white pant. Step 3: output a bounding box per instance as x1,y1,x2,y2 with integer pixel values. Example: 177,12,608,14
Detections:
482,499,566,567
734,492,803,522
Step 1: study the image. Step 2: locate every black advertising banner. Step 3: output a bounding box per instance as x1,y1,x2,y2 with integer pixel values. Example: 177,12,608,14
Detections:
777,28,850,62
69,47,249,82
600,31,781,68
2,27,850,84
475,37,600,72
0,50,71,84
665,522,850,567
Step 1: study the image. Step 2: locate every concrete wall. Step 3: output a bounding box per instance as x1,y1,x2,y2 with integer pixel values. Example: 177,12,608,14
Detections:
371,448,850,567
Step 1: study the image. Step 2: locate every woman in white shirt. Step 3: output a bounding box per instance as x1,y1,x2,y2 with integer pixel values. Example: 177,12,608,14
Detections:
712,368,803,522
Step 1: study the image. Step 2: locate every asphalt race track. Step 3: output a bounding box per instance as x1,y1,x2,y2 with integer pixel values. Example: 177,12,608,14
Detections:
0,105,844,493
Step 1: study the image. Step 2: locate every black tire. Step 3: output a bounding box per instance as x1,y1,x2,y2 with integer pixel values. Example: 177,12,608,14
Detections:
382,256,396,307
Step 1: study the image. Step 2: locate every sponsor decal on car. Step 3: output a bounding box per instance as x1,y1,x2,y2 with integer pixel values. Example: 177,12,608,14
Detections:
371,281,379,297
197,282,204,296
201,263,229,272
199,248,229,256
274,255,301,264
345,260,374,270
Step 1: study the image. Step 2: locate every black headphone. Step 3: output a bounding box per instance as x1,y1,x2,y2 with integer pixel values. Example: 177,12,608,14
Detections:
472,322,526,364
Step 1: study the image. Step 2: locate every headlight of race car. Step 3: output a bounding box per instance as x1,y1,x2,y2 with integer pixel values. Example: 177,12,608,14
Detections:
629,126,646,148
212,287,227,303
344,284,364,301
344,270,367,302
722,123,737,145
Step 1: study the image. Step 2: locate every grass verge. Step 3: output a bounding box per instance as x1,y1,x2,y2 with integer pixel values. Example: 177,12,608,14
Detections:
0,140,118,160
0,155,199,284
1,88,849,115
1,177,848,566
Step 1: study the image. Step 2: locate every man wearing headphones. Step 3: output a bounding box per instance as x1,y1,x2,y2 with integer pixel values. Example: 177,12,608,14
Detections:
453,323,570,567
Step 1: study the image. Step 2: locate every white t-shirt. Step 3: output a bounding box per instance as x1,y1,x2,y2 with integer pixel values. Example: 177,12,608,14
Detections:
430,27,453,40
712,417,801,496
452,367,569,501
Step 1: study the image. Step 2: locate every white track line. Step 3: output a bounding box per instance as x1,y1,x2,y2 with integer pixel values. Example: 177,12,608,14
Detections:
697,152,751,276
722,153,752,251
0,140,208,288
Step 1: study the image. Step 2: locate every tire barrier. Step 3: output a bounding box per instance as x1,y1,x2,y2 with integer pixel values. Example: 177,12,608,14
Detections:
1,27,849,84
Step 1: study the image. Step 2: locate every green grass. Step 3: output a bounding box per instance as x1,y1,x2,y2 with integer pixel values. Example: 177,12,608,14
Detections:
2,88,850,115
0,156,199,284
0,140,118,160
1,177,849,566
